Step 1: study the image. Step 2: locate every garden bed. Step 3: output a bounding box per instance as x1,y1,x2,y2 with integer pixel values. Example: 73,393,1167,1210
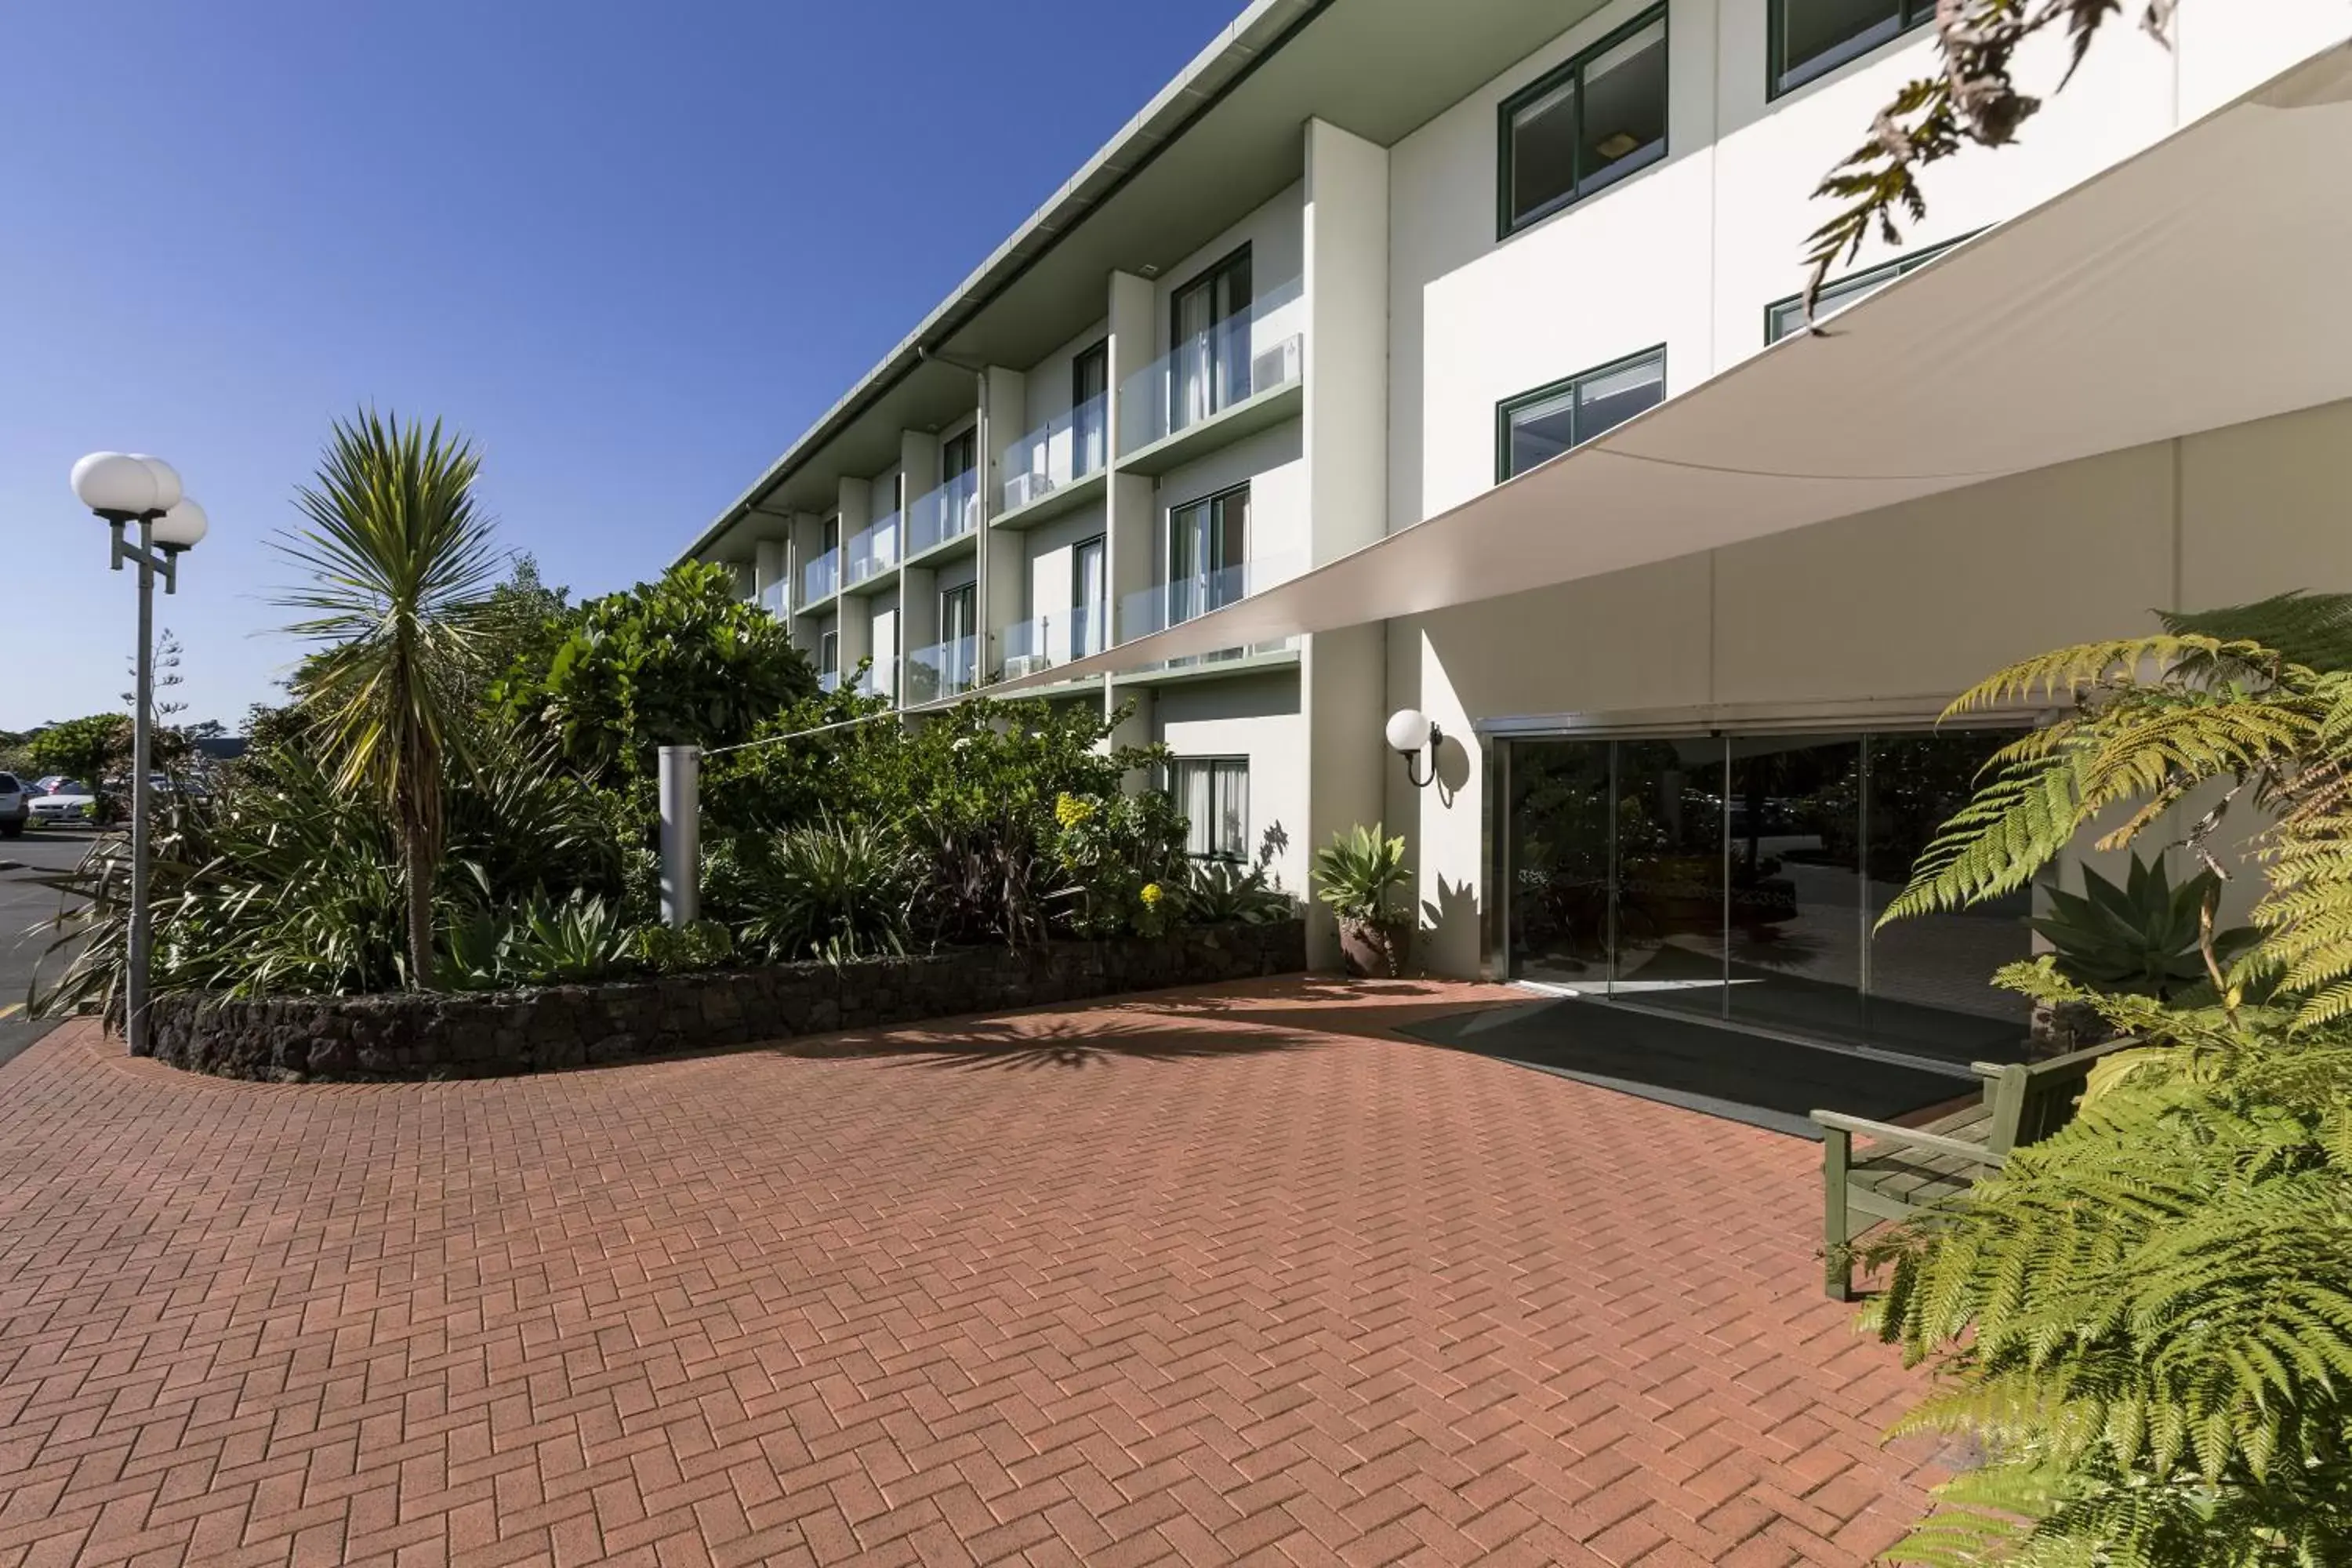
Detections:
144,920,1305,1082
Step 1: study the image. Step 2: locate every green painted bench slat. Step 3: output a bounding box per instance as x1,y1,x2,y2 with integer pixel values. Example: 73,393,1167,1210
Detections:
1809,1036,2138,1300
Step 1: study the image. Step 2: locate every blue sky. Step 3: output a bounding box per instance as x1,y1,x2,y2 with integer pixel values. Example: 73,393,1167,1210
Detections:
0,0,1243,731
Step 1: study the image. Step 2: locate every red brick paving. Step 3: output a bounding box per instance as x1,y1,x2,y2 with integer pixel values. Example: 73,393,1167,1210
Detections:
0,979,1940,1566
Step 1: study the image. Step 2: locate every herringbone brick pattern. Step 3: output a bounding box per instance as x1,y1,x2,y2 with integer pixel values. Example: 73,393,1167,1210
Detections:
0,981,1940,1566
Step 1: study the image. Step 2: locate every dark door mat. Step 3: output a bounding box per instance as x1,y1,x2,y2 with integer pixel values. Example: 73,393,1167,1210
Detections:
1396,997,1977,1139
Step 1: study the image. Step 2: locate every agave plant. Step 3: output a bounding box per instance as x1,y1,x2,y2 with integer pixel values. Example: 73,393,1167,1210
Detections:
501,892,637,984
1177,856,1296,926
1312,823,1410,927
2030,854,2256,1001
742,818,916,966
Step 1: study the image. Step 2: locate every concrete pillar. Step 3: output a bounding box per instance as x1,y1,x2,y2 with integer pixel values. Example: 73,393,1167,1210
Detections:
835,478,873,677
1299,117,1395,968
980,366,1028,676
1105,271,1160,649
753,539,786,612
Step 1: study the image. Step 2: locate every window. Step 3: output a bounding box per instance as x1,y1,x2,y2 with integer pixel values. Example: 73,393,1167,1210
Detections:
938,583,975,647
940,429,975,484
1172,759,1250,862
817,628,839,678
1073,536,1106,658
1167,485,1249,625
1769,0,1935,99
1499,8,1668,237
1764,234,1973,342
1072,342,1109,477
1497,348,1666,481
1170,248,1253,431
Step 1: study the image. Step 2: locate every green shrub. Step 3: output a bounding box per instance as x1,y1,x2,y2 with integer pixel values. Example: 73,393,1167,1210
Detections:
495,561,817,782
1049,789,1188,938
742,818,916,966
635,919,735,975
1177,856,1296,927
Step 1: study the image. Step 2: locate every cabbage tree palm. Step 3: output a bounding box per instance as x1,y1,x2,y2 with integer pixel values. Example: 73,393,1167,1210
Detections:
276,412,499,989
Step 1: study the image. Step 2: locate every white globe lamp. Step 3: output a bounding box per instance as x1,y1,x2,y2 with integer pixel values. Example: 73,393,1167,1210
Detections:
70,452,161,518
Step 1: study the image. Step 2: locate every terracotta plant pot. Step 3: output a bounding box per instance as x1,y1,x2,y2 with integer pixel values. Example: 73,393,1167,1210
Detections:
1338,916,1413,979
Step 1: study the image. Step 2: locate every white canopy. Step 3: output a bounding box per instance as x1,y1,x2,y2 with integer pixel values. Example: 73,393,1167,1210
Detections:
999,38,2352,693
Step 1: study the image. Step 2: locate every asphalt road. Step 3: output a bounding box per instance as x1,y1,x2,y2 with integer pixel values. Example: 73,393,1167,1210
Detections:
0,830,93,1068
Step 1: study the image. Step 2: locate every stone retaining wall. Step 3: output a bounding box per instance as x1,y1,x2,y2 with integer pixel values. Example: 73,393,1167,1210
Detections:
145,920,1306,1082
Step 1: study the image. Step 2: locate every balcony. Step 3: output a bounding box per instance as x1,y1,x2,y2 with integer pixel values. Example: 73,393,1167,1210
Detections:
843,514,900,593
800,547,840,608
758,579,789,619
998,607,1106,683
1118,277,1305,477
818,669,842,694
1120,551,1304,644
994,394,1109,531
853,657,898,701
906,472,982,561
905,635,978,705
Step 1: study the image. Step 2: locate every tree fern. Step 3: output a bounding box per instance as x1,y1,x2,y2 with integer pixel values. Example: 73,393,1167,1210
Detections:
1865,594,2352,1565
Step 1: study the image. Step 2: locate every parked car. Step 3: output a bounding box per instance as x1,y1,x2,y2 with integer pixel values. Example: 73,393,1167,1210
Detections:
0,773,25,839
27,782,95,826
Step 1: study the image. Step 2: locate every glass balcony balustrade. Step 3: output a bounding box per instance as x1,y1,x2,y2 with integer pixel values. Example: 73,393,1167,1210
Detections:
906,635,978,703
1120,550,1303,648
853,657,898,700
818,669,842,694
1119,276,1304,453
998,604,1106,681
999,394,1109,514
801,547,840,606
907,472,981,556
844,514,900,587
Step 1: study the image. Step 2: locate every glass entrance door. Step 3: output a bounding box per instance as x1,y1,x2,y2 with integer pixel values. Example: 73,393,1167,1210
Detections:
1504,724,2031,1060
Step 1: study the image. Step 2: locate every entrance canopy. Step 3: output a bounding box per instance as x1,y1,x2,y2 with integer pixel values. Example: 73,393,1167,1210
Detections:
999,38,2352,692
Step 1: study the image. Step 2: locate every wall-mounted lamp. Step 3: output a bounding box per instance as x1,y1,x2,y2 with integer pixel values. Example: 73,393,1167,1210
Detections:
1387,708,1443,789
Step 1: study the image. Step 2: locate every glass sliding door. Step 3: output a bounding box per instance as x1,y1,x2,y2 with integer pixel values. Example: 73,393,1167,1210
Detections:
1072,342,1109,477
1171,249,1251,433
1504,739,1613,985
1611,739,1729,1009
1073,535,1105,657
1167,487,1247,626
1723,735,1866,1037
1862,729,2034,1055
1501,724,2034,1059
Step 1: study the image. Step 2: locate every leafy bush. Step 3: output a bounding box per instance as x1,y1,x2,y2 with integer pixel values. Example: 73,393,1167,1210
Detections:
495,561,816,782
633,919,735,975
741,818,916,965
1176,856,1296,927
2031,854,2256,1001
1312,823,1410,927
34,725,626,1015
1049,790,1188,938
500,893,637,983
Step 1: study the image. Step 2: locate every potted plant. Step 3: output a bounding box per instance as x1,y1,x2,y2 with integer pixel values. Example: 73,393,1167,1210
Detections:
1313,823,1413,978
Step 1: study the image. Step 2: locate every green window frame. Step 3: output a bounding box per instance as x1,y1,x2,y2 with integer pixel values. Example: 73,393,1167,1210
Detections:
1497,5,1669,239
1495,347,1667,483
1768,0,1937,100
1763,234,1976,343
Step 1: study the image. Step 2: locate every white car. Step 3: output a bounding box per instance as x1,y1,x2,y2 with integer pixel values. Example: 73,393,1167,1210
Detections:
27,782,95,826
0,772,24,840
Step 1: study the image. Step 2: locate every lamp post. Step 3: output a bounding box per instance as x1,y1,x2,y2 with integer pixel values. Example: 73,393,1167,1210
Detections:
70,452,209,1056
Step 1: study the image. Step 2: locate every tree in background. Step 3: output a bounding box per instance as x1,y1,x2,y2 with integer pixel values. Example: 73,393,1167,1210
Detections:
27,715,130,817
1808,2,2179,304
494,561,814,783
466,553,571,706
276,411,500,990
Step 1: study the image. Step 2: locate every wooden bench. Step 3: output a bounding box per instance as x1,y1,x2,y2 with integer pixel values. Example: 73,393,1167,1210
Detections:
1810,1036,2137,1300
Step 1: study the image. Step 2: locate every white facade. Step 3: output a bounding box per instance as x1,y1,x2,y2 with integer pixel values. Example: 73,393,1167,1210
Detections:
688,0,2351,1007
